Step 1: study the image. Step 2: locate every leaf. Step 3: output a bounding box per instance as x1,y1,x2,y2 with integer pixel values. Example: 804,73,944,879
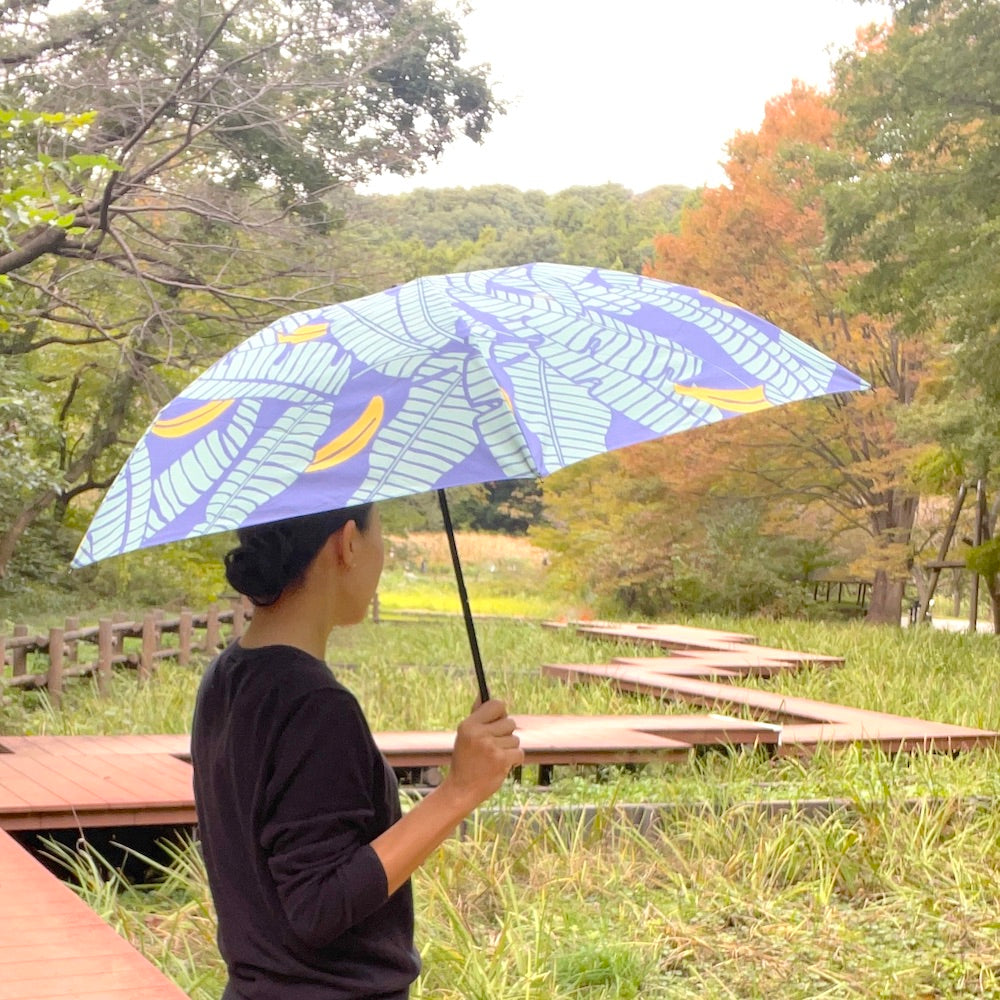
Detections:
71,440,165,566
152,400,261,522
173,341,352,406
349,351,531,501
195,404,331,533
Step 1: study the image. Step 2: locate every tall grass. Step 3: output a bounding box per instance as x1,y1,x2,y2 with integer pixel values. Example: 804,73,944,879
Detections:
50,796,1000,999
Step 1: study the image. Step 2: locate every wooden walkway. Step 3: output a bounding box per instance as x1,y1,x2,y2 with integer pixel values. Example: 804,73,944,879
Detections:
542,620,998,752
543,663,997,754
0,737,195,832
0,828,188,1000
0,710,778,999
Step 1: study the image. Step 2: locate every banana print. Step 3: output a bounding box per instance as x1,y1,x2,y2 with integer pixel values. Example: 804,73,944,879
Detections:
307,396,385,472
151,399,235,438
672,383,773,413
277,322,329,344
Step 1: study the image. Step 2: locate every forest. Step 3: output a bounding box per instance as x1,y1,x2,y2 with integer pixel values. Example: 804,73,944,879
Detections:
1,0,998,629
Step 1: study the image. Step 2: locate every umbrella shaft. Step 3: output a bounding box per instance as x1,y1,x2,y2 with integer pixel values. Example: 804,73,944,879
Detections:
437,489,491,704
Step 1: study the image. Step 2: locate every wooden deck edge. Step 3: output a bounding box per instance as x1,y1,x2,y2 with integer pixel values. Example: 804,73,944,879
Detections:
0,829,189,999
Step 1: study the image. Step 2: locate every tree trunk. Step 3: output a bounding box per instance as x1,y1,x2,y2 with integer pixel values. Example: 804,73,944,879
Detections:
0,344,150,577
0,487,59,578
867,569,905,625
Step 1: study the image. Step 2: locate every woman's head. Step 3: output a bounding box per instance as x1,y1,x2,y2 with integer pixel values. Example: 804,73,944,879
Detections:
224,503,374,607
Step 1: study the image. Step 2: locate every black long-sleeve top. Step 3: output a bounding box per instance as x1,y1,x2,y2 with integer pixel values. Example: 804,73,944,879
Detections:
191,642,420,999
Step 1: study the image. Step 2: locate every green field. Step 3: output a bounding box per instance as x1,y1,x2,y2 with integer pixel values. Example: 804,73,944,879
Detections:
6,542,1000,999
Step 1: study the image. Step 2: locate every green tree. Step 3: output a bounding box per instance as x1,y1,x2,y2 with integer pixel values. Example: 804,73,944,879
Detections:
0,0,498,580
824,0,1000,623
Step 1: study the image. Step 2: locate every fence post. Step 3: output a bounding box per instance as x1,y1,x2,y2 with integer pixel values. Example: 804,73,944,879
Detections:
97,619,113,697
230,598,245,641
11,624,28,677
47,627,64,709
64,616,79,664
111,611,127,662
140,612,156,682
179,610,193,666
371,592,380,624
205,604,221,653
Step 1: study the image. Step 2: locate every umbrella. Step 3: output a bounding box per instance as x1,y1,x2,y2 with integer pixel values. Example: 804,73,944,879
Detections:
73,262,868,700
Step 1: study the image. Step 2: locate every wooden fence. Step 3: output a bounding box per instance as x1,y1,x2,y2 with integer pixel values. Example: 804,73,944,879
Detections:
0,601,251,708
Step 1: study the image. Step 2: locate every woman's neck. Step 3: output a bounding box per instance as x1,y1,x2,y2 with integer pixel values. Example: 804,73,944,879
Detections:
239,601,330,660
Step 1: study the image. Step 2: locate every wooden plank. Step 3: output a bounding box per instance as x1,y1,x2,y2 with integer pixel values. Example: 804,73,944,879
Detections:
0,754,193,828
573,621,758,648
513,711,779,748
63,755,193,808
611,654,794,678
545,661,1000,751
7,734,187,757
610,659,744,679
572,622,844,664
0,758,111,810
0,830,188,1000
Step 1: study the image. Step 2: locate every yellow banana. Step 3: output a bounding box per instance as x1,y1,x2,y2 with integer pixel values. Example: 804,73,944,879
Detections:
307,396,384,472
278,322,328,344
696,288,741,310
151,399,235,438
673,383,772,414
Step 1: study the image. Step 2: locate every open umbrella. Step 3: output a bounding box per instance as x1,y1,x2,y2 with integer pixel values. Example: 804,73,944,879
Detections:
73,263,868,700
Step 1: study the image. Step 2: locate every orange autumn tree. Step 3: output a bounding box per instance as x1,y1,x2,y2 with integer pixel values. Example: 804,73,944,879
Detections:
542,83,933,624
647,83,934,623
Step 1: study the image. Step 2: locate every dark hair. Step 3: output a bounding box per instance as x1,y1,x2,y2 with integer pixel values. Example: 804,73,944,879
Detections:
224,504,373,607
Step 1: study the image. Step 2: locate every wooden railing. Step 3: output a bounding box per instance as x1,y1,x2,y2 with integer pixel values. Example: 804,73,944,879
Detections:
0,601,251,708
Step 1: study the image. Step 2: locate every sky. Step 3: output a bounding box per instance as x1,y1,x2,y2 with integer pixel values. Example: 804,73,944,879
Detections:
363,0,893,197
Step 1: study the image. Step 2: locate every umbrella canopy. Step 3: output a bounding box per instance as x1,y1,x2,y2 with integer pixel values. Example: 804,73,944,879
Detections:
73,263,868,699
73,263,866,568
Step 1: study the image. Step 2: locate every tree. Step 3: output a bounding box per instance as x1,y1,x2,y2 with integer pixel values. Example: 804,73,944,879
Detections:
0,0,499,579
647,84,936,624
826,0,1000,368
824,0,1000,622
539,85,933,623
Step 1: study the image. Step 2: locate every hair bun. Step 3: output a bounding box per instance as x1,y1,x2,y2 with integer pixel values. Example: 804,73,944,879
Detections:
224,540,286,607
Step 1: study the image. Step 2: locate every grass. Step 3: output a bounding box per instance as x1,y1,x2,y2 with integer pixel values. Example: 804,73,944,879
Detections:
8,537,1000,998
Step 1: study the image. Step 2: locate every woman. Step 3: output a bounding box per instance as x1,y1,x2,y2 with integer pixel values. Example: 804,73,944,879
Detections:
192,503,523,999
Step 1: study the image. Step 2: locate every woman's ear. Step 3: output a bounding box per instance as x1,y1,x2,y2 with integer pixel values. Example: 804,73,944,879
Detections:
334,519,358,569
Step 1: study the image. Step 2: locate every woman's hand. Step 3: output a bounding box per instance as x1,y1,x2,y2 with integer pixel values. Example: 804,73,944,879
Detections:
372,699,524,894
443,699,524,810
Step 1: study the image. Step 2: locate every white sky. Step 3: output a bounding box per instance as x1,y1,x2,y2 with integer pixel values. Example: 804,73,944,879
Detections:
364,0,893,196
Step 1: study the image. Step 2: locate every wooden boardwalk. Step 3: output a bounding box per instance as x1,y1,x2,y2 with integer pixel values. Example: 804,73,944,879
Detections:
0,739,195,832
542,620,997,753
0,828,188,1000
543,664,998,753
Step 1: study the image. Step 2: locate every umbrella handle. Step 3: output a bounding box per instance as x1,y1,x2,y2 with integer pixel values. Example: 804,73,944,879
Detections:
437,489,491,704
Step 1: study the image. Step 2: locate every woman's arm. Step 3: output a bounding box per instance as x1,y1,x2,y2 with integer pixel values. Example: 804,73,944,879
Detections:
371,699,523,895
